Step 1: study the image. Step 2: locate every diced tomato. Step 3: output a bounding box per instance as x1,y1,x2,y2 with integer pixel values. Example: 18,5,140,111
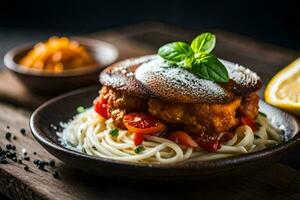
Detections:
194,134,221,152
197,138,221,151
93,96,109,119
195,132,235,152
168,131,198,148
239,117,257,131
123,113,166,134
133,133,144,146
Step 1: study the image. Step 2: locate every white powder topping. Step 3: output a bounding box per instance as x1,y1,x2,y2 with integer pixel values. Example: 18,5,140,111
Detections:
101,55,261,103
220,59,260,87
112,55,157,73
135,56,260,102
135,57,228,102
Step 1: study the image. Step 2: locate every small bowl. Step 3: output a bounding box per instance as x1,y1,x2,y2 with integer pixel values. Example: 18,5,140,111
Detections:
30,86,300,181
4,37,118,95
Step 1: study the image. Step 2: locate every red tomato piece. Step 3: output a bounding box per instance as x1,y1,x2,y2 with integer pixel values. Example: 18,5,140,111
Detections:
133,133,144,146
195,132,234,152
93,96,109,119
239,117,257,132
123,113,166,134
168,131,198,148
194,134,221,152
197,138,221,151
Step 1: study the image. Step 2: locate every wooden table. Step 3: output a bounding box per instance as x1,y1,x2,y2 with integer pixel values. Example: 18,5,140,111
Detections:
0,22,300,200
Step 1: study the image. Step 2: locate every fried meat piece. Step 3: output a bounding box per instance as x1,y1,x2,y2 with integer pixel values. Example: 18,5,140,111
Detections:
238,92,259,119
99,86,259,135
99,86,147,129
148,98,241,135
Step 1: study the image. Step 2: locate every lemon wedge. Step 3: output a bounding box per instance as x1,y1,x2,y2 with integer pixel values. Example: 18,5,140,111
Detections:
265,57,300,116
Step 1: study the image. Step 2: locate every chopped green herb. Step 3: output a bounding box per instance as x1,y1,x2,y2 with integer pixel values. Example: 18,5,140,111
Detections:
134,146,144,154
259,111,267,118
109,128,119,137
77,106,85,113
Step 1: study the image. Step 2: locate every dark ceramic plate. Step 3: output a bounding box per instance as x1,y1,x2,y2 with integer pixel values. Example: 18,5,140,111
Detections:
30,86,300,180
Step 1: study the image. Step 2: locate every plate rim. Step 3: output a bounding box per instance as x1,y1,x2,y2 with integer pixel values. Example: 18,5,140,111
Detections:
30,86,300,170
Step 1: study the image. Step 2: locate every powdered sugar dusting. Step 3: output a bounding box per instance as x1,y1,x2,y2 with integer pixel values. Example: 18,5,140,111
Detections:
101,55,261,103
100,55,157,90
220,59,260,88
135,57,230,103
112,55,157,74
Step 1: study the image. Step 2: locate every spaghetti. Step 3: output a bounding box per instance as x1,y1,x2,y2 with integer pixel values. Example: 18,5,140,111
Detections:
58,108,282,163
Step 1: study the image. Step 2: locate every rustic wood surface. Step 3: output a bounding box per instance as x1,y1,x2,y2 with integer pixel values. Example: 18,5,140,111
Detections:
0,22,300,200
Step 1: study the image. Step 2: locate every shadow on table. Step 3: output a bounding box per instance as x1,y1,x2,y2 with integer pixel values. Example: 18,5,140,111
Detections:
56,161,300,200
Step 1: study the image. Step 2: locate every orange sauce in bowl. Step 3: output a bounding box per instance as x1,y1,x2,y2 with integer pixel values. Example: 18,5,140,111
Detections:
19,37,96,73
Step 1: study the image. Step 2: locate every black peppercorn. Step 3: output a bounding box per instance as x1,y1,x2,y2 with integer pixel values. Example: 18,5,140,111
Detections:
33,159,39,165
6,152,12,159
52,171,59,178
39,161,45,167
33,152,37,155
5,144,12,150
0,159,8,164
38,165,44,170
11,145,16,151
1,150,7,156
20,128,26,135
24,165,29,171
49,160,55,167
24,156,30,161
12,136,17,140
5,132,11,140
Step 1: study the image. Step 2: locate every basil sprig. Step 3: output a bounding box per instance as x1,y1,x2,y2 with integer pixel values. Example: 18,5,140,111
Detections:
158,42,194,68
158,32,229,83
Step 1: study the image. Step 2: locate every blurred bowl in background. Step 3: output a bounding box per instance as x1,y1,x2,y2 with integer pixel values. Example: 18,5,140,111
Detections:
4,37,118,95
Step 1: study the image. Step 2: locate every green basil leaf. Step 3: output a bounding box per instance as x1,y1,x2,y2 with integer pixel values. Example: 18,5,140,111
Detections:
158,42,194,65
192,54,229,82
191,33,216,54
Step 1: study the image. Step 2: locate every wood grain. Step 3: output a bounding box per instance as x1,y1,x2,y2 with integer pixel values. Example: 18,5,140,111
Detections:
0,71,47,108
0,102,300,200
0,22,300,200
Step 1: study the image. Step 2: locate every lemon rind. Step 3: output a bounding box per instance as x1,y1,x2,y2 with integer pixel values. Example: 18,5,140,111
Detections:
265,57,300,108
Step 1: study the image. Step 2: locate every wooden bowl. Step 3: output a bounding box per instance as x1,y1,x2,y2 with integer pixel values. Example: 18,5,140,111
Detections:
4,37,118,95
30,86,300,181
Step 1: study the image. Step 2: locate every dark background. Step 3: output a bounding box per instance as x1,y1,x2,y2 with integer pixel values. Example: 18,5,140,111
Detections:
0,0,299,50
